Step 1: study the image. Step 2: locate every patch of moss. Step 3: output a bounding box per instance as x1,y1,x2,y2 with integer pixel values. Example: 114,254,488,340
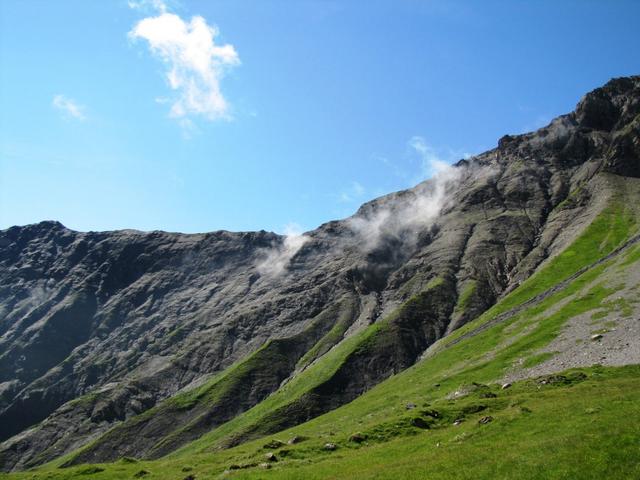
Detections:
297,298,359,369
454,280,477,315
619,243,640,268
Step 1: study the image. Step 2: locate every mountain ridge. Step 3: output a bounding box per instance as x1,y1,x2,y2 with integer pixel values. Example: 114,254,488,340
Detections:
1,75,639,474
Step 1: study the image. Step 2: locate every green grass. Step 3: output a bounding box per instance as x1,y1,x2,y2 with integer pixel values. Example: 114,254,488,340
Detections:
170,276,452,453
620,243,640,267
13,232,638,479
170,321,389,454
226,367,640,480
296,297,359,369
521,351,555,369
65,392,99,408
5,366,640,480
89,194,639,461
4,183,640,479
454,280,477,315
396,272,441,299
590,291,635,322
442,196,638,348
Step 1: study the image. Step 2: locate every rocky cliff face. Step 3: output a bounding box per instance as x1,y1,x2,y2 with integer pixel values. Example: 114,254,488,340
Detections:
1,76,639,471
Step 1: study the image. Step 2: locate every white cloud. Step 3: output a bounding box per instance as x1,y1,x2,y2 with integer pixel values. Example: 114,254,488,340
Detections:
128,0,168,13
347,137,489,253
52,94,86,120
408,136,451,178
348,160,462,252
129,6,240,121
256,223,310,278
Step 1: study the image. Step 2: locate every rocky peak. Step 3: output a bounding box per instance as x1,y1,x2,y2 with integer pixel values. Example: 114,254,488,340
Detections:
575,75,640,131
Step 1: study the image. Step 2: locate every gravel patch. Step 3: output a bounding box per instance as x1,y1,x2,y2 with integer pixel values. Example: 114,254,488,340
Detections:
501,257,640,383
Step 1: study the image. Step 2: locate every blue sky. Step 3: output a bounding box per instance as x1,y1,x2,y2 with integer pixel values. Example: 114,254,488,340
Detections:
1,0,639,234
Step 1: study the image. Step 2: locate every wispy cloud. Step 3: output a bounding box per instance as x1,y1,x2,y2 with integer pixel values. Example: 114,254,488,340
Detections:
256,223,310,278
254,141,493,276
129,1,240,122
52,94,86,121
348,165,462,253
347,137,490,253
127,0,168,14
408,136,455,179
375,138,475,190
408,136,475,185
338,181,366,203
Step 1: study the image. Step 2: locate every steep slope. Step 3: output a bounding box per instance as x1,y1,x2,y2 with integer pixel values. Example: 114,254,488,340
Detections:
1,75,639,472
3,174,640,479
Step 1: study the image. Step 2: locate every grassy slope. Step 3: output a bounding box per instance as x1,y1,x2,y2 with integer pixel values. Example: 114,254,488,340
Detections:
442,193,638,347
237,366,640,480
3,177,640,479
168,177,640,454
60,296,363,465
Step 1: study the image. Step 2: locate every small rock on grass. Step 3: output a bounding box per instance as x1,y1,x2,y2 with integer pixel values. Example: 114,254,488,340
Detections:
501,383,512,390
264,452,278,462
287,435,307,445
478,416,493,424
324,443,337,451
259,463,272,469
349,433,366,443
263,439,285,449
